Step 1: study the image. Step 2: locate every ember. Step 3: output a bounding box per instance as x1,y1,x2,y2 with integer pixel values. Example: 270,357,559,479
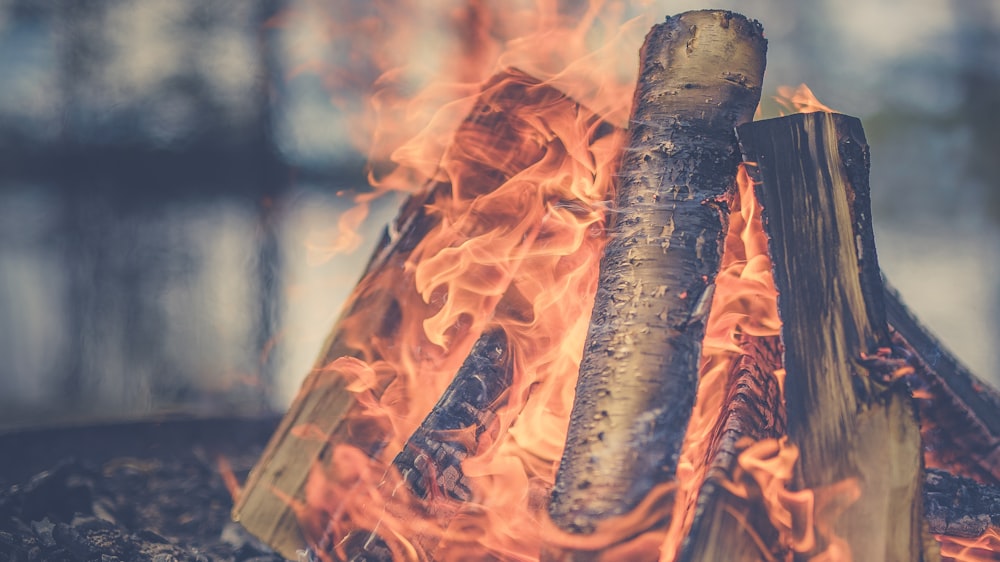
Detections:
227,6,1000,562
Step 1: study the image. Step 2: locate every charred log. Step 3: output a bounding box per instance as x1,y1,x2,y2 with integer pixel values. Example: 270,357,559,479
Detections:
393,328,513,502
678,336,786,561
550,9,766,535
234,70,570,559
737,113,929,560
925,469,1000,539
886,285,1000,484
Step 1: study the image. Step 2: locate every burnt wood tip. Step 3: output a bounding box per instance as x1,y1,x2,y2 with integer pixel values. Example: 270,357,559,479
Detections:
549,9,766,537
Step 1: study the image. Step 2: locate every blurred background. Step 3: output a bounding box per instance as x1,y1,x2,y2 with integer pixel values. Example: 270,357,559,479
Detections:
0,0,997,428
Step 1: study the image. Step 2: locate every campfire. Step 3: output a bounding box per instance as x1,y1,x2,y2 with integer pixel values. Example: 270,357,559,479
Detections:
231,9,1000,562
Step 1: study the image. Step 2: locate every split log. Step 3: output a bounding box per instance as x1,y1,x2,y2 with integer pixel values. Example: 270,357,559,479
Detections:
736,112,929,560
549,9,766,535
885,285,1000,484
314,328,514,561
233,70,567,559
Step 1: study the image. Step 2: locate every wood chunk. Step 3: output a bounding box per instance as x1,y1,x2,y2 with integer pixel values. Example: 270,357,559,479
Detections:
549,9,766,536
393,328,513,503
737,112,930,560
885,284,1000,484
924,469,1000,538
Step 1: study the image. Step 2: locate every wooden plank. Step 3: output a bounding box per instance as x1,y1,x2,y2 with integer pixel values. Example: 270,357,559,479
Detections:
548,9,766,538
736,112,931,561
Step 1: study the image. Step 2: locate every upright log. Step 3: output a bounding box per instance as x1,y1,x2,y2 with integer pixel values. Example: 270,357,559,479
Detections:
737,113,930,560
549,9,766,535
233,70,568,559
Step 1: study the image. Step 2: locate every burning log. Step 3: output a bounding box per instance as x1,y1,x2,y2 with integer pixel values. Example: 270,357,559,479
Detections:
736,112,928,559
549,9,766,535
925,469,1000,539
677,336,787,562
393,327,513,503
233,70,577,559
886,286,1000,484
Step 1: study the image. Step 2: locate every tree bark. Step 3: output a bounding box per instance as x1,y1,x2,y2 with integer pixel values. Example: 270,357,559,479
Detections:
549,9,766,536
736,112,930,561
925,469,1000,538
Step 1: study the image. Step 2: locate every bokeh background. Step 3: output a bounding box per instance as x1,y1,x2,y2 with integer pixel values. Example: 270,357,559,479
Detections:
1,0,997,427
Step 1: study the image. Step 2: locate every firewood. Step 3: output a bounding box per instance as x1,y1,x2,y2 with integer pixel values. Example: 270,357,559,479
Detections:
736,112,930,560
549,9,766,536
233,70,566,559
392,327,512,503
885,285,1000,484
678,336,786,561
924,469,1000,538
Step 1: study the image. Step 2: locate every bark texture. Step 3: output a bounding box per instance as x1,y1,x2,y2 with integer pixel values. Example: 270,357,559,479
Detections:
393,328,513,502
737,112,930,561
925,469,1000,538
549,10,766,534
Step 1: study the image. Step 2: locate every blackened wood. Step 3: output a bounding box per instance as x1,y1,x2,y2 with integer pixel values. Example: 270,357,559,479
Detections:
549,10,766,534
393,328,512,502
886,284,1000,483
924,469,1000,538
234,70,566,559
679,336,786,561
737,112,928,560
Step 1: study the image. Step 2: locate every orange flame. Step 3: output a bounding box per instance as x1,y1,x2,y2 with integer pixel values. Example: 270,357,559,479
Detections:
774,83,836,115
940,529,1000,561
657,162,784,560
279,2,645,558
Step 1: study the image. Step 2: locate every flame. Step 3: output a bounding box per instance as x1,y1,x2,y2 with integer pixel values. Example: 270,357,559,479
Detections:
657,162,784,560
774,83,836,115
278,2,646,559
272,2,942,559
939,529,1000,561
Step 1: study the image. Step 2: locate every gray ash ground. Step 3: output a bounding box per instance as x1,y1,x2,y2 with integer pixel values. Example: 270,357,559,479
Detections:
0,416,287,562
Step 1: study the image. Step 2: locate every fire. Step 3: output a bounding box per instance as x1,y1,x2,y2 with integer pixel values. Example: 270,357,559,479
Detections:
939,529,1000,561
276,2,641,559
657,162,785,560
774,83,837,115
262,1,984,559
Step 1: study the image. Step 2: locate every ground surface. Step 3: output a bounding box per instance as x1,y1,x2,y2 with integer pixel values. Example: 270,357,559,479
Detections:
0,415,288,562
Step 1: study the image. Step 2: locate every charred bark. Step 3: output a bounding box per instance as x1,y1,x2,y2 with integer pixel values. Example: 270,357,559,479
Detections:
392,328,513,502
234,70,571,559
678,336,786,561
737,113,929,560
925,469,1000,539
885,285,1000,484
549,10,766,535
